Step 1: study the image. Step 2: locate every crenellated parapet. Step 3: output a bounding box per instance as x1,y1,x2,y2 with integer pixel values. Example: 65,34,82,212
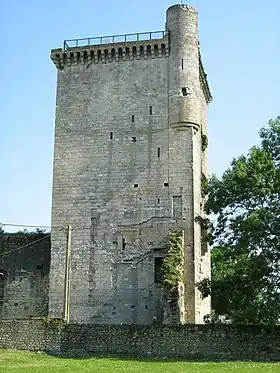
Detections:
51,39,169,69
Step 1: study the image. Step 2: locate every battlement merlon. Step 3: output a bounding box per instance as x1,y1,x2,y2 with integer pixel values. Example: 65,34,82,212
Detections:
50,31,212,104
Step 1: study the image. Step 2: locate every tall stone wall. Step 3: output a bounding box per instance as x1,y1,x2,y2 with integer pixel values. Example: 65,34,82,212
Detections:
0,233,50,319
0,320,279,361
49,3,212,324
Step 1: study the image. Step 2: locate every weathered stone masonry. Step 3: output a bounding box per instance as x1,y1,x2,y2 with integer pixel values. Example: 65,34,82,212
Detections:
49,4,212,324
0,320,280,361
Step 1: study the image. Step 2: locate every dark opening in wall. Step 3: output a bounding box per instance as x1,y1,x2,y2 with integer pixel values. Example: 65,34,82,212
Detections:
140,46,144,58
164,182,169,187
131,305,135,309
181,59,184,69
161,44,166,56
132,115,135,122
122,239,126,251
157,199,160,205
118,47,123,58
97,50,102,62
131,137,137,142
149,106,153,115
182,87,188,96
144,305,148,309
154,257,164,284
147,45,152,57
110,132,113,139
132,46,137,58
154,44,159,57
104,49,109,61
125,47,130,58
134,184,138,188
157,148,160,158
111,48,116,60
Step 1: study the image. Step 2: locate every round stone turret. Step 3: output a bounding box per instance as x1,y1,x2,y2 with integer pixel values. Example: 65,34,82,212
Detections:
166,4,201,130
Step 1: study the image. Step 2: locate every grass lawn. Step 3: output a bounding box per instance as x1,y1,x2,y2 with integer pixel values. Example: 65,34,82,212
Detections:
0,349,279,373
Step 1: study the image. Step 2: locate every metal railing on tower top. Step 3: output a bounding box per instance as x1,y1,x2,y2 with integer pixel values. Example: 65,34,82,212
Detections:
63,30,167,49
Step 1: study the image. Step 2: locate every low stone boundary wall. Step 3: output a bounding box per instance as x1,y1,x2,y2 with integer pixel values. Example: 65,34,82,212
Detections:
0,320,279,361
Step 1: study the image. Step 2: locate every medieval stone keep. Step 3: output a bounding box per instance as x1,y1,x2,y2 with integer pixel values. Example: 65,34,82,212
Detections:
49,4,212,324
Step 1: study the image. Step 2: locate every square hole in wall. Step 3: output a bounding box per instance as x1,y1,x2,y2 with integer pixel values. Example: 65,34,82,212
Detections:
164,182,169,187
131,137,137,142
144,305,148,309
134,184,138,188
182,87,187,96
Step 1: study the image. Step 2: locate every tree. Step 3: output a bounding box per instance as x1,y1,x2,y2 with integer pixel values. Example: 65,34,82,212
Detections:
198,117,280,324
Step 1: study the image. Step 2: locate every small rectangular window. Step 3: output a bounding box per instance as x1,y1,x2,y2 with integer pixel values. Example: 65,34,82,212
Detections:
164,182,169,187
154,257,164,284
134,184,138,188
131,137,137,142
149,106,153,115
157,198,160,205
157,148,160,158
182,87,187,96
110,132,113,139
181,59,184,70
122,238,126,251
132,115,135,122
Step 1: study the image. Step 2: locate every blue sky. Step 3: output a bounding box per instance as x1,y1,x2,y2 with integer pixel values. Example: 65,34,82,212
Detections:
1,0,279,230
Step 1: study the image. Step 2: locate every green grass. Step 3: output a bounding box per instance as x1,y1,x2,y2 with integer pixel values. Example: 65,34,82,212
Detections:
0,349,279,373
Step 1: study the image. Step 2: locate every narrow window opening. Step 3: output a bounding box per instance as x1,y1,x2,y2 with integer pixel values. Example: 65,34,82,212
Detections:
164,182,169,187
144,305,148,309
132,115,135,122
157,148,160,158
122,238,126,251
134,184,138,188
154,257,164,284
149,106,153,115
131,137,137,142
131,305,135,309
140,46,144,58
161,44,166,56
181,59,184,69
147,45,152,57
182,87,187,96
157,199,160,205
110,132,113,139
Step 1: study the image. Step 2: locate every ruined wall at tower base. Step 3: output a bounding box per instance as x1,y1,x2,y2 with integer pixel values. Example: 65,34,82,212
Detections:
0,320,279,361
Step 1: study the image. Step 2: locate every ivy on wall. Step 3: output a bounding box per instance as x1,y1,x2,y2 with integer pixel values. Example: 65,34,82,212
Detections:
201,133,208,151
162,231,184,289
201,173,208,198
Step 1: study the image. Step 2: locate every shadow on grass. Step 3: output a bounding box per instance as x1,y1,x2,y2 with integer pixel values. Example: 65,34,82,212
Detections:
48,351,280,363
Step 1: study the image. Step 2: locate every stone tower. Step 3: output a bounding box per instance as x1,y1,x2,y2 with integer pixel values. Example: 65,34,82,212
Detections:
49,4,212,324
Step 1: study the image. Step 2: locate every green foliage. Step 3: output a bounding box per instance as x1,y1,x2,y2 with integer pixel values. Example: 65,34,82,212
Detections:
201,173,209,198
201,133,208,151
40,317,66,326
198,116,280,325
162,231,184,288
